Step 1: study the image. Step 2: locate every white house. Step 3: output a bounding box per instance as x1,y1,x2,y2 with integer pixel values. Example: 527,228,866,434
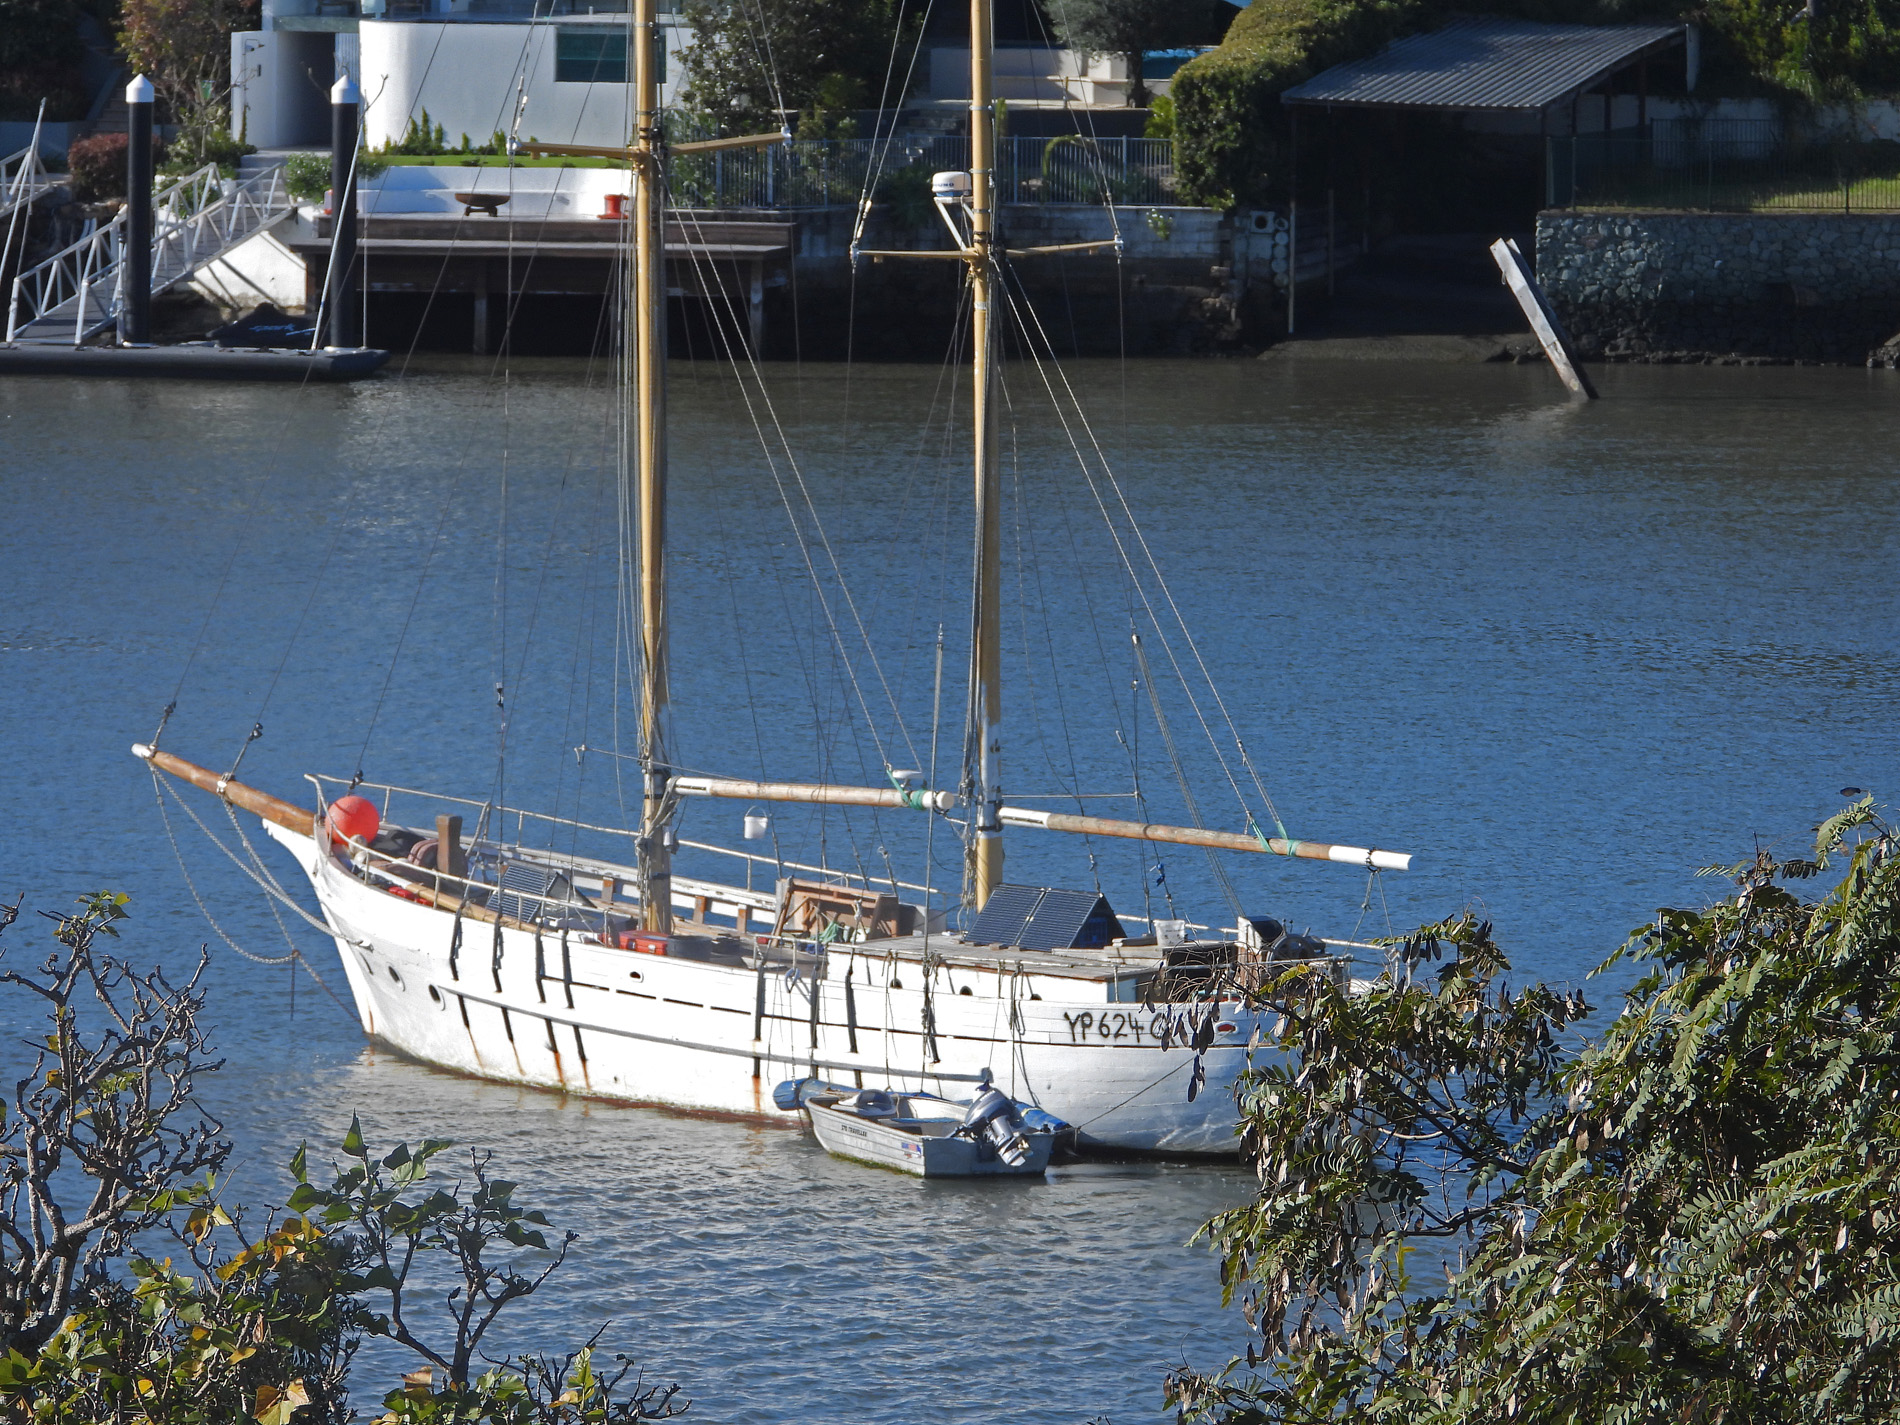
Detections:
230,0,1189,152
232,0,688,150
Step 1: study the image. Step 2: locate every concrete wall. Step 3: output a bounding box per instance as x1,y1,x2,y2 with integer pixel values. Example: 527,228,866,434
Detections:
1537,210,1900,362
231,30,338,148
358,18,686,152
0,120,90,163
188,220,314,310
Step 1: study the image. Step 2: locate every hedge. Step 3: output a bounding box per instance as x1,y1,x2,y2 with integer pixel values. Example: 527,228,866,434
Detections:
1171,0,1434,210
68,132,167,203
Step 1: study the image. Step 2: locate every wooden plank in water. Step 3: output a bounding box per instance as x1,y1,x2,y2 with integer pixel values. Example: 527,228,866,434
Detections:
1490,237,1597,400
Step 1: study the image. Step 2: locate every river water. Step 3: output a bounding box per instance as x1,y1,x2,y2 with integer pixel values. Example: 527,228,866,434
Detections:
2,356,1896,1422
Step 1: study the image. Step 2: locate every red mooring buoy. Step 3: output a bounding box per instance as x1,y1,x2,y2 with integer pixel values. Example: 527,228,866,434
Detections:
326,795,380,846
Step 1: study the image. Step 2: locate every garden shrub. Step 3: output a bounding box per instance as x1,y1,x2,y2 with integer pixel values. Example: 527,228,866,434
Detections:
67,132,165,202
1171,0,1431,210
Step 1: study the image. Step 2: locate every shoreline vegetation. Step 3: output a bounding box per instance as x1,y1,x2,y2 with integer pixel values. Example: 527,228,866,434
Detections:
1172,797,1900,1423
6,800,1896,1421
0,894,687,1424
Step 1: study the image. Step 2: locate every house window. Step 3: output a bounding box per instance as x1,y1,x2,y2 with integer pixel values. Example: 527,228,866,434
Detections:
554,29,664,84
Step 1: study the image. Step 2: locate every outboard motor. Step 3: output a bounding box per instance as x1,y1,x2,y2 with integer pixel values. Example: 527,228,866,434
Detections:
959,1083,1032,1167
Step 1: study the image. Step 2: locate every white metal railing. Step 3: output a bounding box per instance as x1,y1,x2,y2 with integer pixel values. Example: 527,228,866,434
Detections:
0,141,54,225
6,162,291,345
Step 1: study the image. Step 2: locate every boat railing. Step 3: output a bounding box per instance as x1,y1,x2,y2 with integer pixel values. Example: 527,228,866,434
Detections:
331,819,786,940
310,771,944,899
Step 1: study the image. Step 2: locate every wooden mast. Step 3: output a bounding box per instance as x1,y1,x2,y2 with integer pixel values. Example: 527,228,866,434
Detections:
632,0,672,934
968,0,1003,912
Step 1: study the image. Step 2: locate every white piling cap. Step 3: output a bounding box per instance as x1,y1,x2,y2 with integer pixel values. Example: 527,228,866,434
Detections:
125,74,154,105
331,74,361,106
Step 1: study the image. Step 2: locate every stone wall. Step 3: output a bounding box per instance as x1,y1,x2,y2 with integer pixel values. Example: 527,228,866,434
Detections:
1536,211,1900,364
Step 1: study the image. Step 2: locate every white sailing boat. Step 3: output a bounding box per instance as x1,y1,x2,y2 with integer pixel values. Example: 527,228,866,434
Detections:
136,0,1411,1156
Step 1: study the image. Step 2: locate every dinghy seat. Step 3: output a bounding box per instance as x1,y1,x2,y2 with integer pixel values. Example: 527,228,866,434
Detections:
847,1089,899,1119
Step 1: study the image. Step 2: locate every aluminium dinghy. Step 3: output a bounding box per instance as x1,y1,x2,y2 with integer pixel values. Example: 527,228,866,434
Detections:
776,1076,1066,1178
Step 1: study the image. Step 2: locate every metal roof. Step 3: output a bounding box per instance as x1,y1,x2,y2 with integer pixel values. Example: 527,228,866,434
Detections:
1282,18,1686,112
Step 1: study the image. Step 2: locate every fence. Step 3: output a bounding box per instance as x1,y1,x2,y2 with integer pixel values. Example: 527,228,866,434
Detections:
1549,120,1900,212
664,134,1176,209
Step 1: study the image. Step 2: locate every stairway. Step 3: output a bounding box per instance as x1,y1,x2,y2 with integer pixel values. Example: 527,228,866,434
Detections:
6,164,293,346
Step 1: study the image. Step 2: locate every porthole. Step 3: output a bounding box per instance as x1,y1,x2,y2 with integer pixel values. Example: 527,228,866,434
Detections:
387,965,402,986
428,985,443,1005
1029,993,1041,1001
891,978,903,990
958,986,973,996
627,969,643,982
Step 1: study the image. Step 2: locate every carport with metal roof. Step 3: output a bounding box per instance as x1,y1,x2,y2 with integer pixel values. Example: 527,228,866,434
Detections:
1263,20,1693,333
1283,18,1692,132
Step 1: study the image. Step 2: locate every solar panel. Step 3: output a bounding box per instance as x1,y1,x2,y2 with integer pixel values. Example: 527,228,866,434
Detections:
967,884,1044,948
1021,889,1124,951
967,884,1124,951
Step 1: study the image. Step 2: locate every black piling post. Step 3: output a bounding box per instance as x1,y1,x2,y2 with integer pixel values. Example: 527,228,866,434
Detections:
121,74,153,346
328,75,361,349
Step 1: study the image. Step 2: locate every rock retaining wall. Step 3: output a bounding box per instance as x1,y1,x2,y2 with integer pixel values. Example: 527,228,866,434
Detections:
1536,211,1900,364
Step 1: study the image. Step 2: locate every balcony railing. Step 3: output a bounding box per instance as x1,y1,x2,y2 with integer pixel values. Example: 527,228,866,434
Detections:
666,134,1176,209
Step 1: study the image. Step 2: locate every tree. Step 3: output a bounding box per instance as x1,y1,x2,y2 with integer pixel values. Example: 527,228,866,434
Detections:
0,0,92,122
1049,0,1227,108
117,0,258,166
676,0,922,133
1169,800,1900,1424
0,892,226,1356
0,894,687,1423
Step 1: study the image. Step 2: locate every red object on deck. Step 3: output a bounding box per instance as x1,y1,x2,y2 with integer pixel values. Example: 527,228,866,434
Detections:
613,930,669,955
326,795,380,847
599,192,626,220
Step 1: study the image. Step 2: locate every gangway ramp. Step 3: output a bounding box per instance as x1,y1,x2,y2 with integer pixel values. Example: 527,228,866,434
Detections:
5,162,291,347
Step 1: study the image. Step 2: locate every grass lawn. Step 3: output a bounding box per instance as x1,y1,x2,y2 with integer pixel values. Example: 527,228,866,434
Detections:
1582,168,1900,212
376,154,630,168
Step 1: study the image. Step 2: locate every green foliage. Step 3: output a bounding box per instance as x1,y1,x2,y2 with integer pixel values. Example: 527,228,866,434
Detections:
1171,802,1900,1423
284,150,330,200
160,120,255,179
383,111,450,156
0,896,686,1424
0,0,91,121
1696,0,1900,96
284,149,391,201
1049,0,1230,107
874,160,935,229
119,0,259,161
1171,0,1431,209
1144,93,1177,139
67,132,164,202
677,0,922,130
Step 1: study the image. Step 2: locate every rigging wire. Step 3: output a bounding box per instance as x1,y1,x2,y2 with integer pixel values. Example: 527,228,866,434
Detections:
993,263,1291,846
667,198,925,779
150,773,351,1015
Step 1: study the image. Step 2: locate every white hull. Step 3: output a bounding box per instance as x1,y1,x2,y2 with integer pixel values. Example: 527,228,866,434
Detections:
268,824,1274,1155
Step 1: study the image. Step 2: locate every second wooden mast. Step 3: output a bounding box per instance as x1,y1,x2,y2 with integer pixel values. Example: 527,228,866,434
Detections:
633,0,672,933
968,0,1004,912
